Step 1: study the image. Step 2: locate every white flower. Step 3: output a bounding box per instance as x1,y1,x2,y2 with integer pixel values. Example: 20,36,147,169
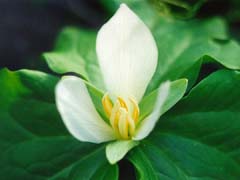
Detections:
55,4,170,163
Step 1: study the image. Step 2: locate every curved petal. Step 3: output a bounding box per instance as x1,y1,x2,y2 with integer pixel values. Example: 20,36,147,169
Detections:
56,76,115,143
133,81,170,140
96,4,158,102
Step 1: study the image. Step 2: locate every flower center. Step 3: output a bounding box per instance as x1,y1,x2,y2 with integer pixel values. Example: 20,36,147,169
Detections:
102,93,139,139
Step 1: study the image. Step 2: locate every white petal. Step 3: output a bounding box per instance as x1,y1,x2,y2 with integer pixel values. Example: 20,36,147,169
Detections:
133,81,170,140
56,76,115,143
96,4,158,102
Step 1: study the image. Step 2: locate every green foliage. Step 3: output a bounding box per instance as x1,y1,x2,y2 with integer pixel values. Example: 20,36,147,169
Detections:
128,70,240,179
159,70,240,163
43,28,105,90
149,0,206,18
102,0,206,19
129,134,240,179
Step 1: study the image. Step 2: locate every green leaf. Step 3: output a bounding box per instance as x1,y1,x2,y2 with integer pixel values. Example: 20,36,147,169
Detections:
0,136,118,180
128,148,158,180
0,69,67,138
139,79,188,120
128,133,240,180
63,146,118,180
159,70,240,163
89,162,118,180
106,140,139,164
0,69,118,179
43,27,105,90
149,0,206,19
0,137,96,180
207,40,240,69
147,18,240,92
128,70,240,179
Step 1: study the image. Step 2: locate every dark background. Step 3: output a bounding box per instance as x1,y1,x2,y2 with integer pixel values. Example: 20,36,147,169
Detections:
0,0,108,71
0,0,239,72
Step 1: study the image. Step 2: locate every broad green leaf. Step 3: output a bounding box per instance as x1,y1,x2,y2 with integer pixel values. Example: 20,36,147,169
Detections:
128,133,240,180
106,140,139,164
43,27,105,90
0,137,96,180
208,40,240,69
147,18,240,93
90,163,118,180
158,70,240,163
128,148,158,180
128,70,240,179
0,69,118,179
58,146,118,180
0,68,66,154
0,69,67,138
0,136,118,180
139,79,188,120
150,0,205,18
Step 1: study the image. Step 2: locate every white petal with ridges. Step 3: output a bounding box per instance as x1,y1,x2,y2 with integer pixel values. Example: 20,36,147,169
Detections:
56,76,115,143
133,81,170,140
96,4,158,102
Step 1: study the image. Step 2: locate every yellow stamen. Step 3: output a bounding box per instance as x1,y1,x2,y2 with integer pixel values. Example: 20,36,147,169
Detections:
102,93,113,118
127,116,135,136
118,108,129,139
117,97,128,110
110,101,121,133
129,97,139,123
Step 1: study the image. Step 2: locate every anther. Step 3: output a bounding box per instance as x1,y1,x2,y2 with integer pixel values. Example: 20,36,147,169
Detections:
102,93,113,118
110,101,121,133
127,116,135,136
118,108,129,139
129,97,139,123
117,97,128,110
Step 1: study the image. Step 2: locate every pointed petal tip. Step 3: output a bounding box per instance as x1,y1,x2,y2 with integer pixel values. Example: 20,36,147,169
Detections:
114,3,136,21
118,3,132,13
120,3,128,8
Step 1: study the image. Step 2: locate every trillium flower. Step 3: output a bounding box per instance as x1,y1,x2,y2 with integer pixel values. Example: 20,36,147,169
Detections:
56,4,170,164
